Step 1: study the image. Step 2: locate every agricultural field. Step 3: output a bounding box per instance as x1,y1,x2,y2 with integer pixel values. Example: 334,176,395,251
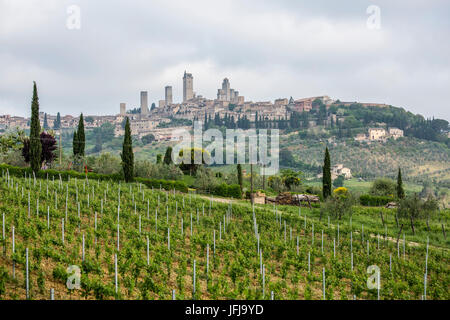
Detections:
0,171,448,300
306,178,423,195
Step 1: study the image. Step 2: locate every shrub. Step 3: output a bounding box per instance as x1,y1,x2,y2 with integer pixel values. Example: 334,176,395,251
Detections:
193,166,217,192
359,194,393,206
212,183,242,199
134,161,183,181
333,175,345,188
321,191,355,220
369,178,396,197
91,153,121,175
0,150,27,167
135,177,188,193
333,187,349,197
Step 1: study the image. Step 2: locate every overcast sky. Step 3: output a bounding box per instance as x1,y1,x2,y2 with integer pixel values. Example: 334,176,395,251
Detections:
0,0,449,120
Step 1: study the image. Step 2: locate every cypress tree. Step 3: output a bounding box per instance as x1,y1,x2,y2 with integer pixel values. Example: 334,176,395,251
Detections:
43,113,49,130
30,81,42,173
397,168,405,199
54,112,61,129
322,147,332,199
163,146,173,165
77,113,85,157
72,130,78,156
121,117,134,182
237,164,243,193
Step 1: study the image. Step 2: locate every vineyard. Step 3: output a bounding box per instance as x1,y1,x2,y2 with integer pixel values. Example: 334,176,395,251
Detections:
0,171,449,300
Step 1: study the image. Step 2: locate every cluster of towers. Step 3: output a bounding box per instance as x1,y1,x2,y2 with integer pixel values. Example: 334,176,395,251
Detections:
121,71,249,116
217,78,240,103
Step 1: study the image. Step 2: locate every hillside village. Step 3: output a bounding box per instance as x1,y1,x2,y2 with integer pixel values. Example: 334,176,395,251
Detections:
0,71,408,143
1,72,448,190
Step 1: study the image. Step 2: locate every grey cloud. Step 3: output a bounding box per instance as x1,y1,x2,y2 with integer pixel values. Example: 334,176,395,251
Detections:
0,0,448,120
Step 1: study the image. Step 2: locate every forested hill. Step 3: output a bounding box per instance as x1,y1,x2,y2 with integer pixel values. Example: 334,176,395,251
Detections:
278,102,449,186
282,134,449,184
284,101,449,146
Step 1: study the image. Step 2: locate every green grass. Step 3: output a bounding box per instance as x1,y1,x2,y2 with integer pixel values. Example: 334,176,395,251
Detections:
306,178,422,195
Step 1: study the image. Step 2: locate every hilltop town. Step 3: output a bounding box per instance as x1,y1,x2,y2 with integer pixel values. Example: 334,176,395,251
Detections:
2,70,449,188
0,70,406,143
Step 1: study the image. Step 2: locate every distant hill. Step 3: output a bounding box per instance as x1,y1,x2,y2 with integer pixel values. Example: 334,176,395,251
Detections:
282,133,449,186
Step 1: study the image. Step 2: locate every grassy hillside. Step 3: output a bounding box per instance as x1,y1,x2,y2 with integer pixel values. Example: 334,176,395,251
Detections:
283,134,450,184
306,178,422,195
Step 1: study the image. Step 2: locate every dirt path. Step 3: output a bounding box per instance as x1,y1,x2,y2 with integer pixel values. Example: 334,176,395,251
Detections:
197,195,237,204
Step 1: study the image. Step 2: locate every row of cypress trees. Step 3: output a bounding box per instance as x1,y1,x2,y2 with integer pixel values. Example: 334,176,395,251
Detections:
28,82,135,183
42,112,61,130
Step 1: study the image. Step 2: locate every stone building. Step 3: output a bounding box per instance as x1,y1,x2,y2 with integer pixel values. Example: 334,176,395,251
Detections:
120,103,126,116
332,164,352,179
217,78,241,103
368,128,387,141
165,86,173,106
140,91,149,115
388,128,404,139
355,133,367,142
274,98,288,107
183,71,194,102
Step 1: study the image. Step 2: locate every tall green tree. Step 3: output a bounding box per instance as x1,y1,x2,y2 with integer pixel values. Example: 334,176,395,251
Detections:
163,146,173,165
72,130,78,156
397,168,405,199
93,129,102,153
121,117,134,182
54,112,61,129
29,81,42,172
322,147,332,199
237,164,243,192
76,113,85,157
43,113,49,130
